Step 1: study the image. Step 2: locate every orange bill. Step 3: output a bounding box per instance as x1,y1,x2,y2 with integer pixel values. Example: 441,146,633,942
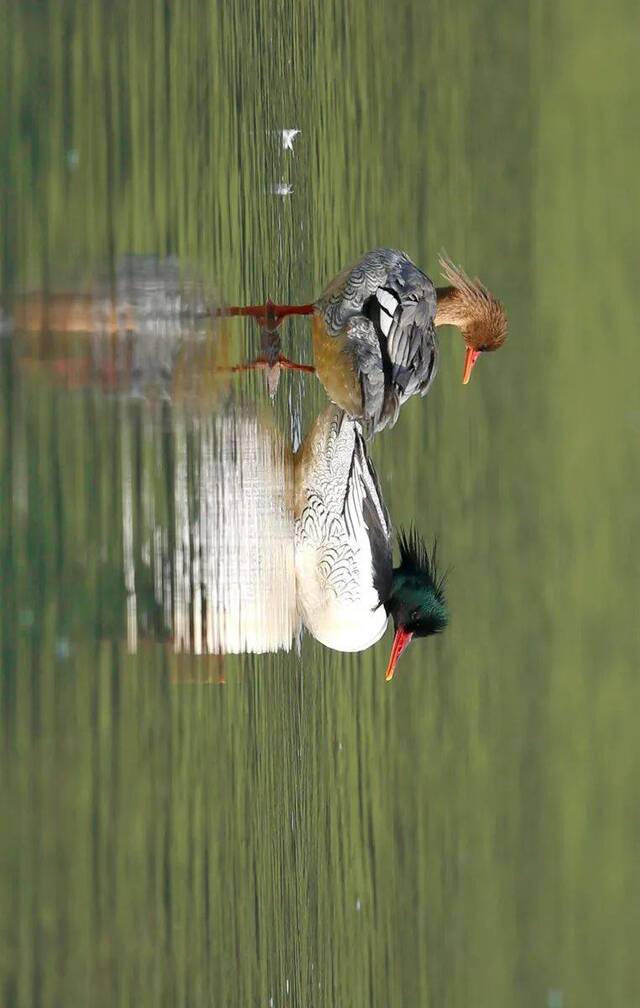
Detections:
462,347,481,385
384,627,414,682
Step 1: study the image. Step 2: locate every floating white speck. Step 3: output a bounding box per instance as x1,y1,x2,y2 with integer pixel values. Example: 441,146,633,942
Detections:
271,182,293,196
55,637,71,659
280,128,300,152
66,149,80,169
285,978,289,995
355,897,361,911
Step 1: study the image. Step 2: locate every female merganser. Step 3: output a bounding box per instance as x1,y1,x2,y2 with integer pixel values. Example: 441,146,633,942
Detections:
227,248,507,434
294,405,448,679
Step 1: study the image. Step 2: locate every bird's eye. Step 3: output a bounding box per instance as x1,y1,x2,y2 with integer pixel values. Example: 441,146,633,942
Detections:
410,608,420,621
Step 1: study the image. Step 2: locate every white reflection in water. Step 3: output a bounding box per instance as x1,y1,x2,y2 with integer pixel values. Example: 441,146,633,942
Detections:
126,406,298,655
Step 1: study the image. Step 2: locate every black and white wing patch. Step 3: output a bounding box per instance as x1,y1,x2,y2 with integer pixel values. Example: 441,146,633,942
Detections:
342,427,393,605
364,286,401,339
370,256,439,407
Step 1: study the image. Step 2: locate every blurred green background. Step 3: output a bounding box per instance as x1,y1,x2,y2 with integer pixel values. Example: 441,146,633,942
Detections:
1,1,639,1006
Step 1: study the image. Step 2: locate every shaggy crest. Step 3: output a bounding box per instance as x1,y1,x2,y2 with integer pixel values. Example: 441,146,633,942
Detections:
438,253,508,352
397,528,448,606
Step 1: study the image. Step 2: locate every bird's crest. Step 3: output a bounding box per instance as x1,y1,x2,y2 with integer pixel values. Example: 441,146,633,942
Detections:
398,528,447,593
396,527,449,635
438,252,507,352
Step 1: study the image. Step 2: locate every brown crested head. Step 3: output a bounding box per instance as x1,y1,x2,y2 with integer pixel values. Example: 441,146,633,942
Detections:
438,254,508,383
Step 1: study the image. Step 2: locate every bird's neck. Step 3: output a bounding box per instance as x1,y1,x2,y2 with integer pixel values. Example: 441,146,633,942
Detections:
435,286,468,328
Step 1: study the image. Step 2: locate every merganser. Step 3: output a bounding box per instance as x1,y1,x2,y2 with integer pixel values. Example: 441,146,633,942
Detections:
294,405,448,679
226,248,507,434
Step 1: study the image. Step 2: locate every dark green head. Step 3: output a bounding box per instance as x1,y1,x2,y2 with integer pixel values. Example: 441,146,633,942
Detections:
383,529,448,681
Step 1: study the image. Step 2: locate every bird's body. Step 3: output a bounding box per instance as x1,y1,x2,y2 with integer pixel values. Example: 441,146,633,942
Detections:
294,404,391,650
312,248,439,435
293,403,447,677
226,246,507,433
310,314,362,419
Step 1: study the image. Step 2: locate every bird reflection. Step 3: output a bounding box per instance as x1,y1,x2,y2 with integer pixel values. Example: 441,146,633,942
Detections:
148,407,299,657
8,255,449,679
219,304,314,399
10,254,231,401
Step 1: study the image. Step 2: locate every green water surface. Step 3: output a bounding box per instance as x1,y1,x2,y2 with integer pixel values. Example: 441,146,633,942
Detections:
1,1,639,1006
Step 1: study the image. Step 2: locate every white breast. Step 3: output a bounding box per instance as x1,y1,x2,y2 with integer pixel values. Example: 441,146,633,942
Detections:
295,535,388,650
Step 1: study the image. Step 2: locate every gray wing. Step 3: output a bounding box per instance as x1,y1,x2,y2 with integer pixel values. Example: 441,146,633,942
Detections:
342,315,388,437
379,253,439,399
317,248,439,433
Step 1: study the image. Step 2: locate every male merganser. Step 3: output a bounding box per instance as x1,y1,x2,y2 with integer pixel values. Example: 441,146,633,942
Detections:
294,405,448,679
226,248,507,434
